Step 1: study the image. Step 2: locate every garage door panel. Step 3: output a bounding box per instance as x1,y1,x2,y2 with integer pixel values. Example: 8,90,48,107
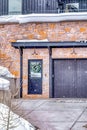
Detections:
54,60,76,98
76,60,87,98
53,59,87,98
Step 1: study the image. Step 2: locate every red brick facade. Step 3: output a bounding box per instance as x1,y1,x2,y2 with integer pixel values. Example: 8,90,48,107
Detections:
1,21,87,98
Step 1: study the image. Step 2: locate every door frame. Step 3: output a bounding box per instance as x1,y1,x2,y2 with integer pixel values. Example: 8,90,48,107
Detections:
28,59,43,94
52,58,87,98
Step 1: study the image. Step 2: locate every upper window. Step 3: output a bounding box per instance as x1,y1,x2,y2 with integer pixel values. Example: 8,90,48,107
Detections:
65,3,79,12
9,0,22,14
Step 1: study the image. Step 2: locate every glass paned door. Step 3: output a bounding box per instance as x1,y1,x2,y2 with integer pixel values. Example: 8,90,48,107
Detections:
28,60,42,94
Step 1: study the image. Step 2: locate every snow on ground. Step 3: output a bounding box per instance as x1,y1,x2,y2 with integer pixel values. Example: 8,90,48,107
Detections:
0,103,35,130
0,12,87,24
0,66,35,129
0,78,10,90
0,66,15,78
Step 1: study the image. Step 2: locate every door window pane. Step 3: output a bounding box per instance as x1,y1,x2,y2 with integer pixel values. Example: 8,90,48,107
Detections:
30,61,42,78
9,0,22,14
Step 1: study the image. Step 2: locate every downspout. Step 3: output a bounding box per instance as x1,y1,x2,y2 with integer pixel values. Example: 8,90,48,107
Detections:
49,47,53,98
19,47,23,98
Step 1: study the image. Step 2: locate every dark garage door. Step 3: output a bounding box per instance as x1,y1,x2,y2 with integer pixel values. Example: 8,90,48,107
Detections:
53,59,87,98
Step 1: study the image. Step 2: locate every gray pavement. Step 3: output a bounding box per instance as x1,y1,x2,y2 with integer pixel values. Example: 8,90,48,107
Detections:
11,99,87,130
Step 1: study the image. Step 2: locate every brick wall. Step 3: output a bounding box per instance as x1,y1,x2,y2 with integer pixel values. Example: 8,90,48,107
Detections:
0,21,87,98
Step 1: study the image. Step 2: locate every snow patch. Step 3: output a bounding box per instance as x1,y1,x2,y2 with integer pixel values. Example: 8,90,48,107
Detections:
17,39,49,42
0,103,35,130
0,78,10,90
0,66,15,78
0,12,87,24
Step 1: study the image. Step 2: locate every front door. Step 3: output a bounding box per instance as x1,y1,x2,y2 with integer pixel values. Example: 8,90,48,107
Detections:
28,60,42,94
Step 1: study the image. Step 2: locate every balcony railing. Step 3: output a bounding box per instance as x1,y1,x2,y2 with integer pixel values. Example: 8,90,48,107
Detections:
0,0,87,15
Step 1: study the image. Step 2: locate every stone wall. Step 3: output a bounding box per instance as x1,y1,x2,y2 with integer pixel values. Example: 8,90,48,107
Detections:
0,21,87,98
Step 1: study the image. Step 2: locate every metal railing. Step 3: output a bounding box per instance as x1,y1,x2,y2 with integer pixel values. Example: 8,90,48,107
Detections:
1,0,87,15
22,0,87,14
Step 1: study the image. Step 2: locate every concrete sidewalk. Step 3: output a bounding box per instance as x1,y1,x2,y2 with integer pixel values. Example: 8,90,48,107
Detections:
12,99,87,130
